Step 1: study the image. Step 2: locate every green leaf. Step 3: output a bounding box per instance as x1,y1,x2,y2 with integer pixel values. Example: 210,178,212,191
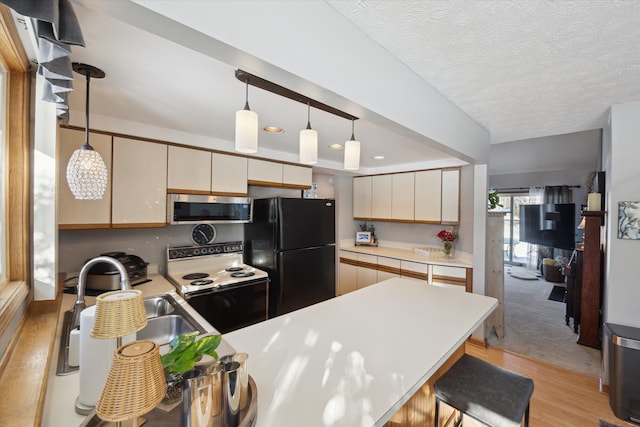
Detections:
162,332,223,373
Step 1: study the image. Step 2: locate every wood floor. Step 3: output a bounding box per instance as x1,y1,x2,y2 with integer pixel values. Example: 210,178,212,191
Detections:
465,343,622,427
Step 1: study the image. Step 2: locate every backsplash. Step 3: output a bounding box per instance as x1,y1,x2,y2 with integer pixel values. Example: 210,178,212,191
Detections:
58,223,243,276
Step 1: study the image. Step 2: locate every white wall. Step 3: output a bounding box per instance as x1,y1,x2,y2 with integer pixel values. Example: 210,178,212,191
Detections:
604,100,640,328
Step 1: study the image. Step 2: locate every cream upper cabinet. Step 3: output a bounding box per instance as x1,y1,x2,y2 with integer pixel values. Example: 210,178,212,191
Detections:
414,169,442,223
371,175,392,219
441,168,460,224
167,145,211,194
282,164,312,188
353,176,372,219
247,159,282,186
58,128,112,228
211,153,248,195
391,172,415,221
112,137,167,227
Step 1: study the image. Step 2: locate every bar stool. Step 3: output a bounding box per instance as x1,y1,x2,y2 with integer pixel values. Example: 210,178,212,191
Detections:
434,354,534,427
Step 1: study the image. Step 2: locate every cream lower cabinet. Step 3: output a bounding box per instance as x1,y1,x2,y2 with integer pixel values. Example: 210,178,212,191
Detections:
58,128,113,228
431,265,469,291
112,137,167,227
211,153,248,195
338,251,358,296
356,254,378,289
167,145,211,194
377,256,401,281
400,260,429,284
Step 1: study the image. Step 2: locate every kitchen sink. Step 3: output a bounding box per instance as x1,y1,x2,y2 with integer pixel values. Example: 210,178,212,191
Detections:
144,295,176,318
137,315,198,346
57,293,206,375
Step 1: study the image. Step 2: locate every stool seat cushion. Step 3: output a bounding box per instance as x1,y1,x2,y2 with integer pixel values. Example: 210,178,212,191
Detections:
434,354,534,427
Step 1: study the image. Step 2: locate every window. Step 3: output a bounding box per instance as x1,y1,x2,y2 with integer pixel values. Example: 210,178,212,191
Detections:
0,61,5,285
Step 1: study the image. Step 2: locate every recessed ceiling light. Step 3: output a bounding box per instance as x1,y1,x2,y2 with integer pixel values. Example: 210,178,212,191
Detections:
263,126,283,134
329,143,344,150
373,155,386,160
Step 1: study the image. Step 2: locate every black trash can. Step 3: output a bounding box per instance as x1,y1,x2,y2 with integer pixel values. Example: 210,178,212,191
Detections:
604,322,640,423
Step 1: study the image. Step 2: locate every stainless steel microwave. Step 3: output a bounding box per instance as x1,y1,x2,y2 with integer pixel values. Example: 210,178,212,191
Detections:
167,194,253,224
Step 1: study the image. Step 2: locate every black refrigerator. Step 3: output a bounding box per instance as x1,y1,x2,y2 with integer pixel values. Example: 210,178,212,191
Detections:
244,197,336,317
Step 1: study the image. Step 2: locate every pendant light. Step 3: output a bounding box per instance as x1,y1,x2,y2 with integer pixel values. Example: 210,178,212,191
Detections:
235,80,258,153
299,101,318,164
66,63,108,200
344,119,361,170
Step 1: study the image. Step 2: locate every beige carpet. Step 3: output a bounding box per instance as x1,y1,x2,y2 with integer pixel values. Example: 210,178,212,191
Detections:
487,268,602,378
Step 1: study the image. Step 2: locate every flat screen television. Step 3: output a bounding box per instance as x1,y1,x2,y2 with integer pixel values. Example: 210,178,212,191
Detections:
519,203,576,250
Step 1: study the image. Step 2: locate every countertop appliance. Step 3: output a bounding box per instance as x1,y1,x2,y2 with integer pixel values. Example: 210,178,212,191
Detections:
85,252,148,290
244,197,336,317
166,241,269,333
167,194,252,224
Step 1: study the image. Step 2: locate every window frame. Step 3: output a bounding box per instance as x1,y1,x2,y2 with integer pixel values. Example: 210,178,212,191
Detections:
0,4,32,351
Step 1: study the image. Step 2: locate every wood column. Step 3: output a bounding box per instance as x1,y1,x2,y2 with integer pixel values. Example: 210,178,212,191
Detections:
485,212,505,338
577,211,605,349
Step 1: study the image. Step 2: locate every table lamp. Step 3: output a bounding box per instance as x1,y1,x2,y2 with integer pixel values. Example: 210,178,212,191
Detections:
96,340,167,427
92,290,148,348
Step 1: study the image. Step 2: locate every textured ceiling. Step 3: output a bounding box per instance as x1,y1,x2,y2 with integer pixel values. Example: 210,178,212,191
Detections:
328,0,640,144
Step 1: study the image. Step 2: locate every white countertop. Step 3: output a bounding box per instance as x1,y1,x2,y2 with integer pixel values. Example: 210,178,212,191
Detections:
41,274,227,427
340,244,473,268
224,278,497,427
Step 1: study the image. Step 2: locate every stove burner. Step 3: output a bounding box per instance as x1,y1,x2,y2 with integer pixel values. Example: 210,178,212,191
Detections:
225,266,244,272
190,279,214,286
230,271,255,278
183,273,209,280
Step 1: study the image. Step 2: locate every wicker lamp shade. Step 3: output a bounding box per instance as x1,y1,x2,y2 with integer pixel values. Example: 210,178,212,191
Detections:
92,290,147,339
96,340,167,422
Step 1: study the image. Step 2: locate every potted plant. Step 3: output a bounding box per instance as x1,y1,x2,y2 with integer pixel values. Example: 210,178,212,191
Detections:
161,332,222,403
488,189,503,210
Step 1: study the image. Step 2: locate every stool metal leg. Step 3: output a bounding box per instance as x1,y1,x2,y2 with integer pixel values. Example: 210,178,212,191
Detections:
434,396,440,427
524,403,530,427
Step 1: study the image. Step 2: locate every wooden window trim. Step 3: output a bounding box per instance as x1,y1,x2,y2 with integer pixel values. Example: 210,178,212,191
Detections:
0,4,32,348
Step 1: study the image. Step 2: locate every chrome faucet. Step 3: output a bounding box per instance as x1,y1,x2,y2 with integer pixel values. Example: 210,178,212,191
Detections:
70,256,132,329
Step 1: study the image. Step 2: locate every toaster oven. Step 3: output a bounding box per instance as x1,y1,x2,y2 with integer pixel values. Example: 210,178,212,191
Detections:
85,252,149,290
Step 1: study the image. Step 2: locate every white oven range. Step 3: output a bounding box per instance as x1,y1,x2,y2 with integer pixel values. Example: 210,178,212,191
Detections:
166,241,269,333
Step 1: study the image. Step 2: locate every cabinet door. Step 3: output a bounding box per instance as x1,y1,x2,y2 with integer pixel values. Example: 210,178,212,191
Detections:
58,128,112,228
353,176,372,219
414,169,442,223
167,145,211,194
356,254,378,289
441,168,460,224
112,137,167,227
391,172,415,221
339,251,358,296
282,164,312,189
211,153,247,196
371,175,392,219
247,159,283,186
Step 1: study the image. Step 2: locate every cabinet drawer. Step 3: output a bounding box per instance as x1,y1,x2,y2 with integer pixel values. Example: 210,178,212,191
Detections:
357,253,378,270
432,265,466,278
400,260,429,281
339,251,358,264
377,256,401,275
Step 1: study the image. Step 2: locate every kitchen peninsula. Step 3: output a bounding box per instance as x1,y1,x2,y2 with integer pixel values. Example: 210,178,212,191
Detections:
225,278,497,427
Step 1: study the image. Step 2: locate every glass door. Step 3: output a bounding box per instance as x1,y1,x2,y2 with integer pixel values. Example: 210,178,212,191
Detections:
501,193,538,267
